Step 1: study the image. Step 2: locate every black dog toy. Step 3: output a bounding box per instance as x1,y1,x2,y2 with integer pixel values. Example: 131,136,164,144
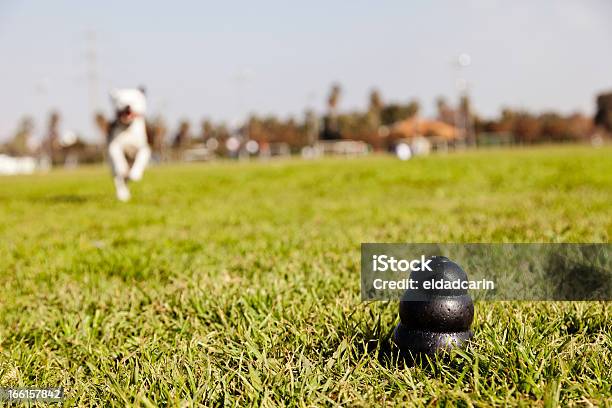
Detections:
393,256,474,356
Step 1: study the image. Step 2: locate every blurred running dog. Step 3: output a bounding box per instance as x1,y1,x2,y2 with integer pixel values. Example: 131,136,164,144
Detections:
106,88,150,201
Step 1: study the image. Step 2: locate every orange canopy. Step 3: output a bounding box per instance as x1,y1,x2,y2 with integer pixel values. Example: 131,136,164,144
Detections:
391,117,462,140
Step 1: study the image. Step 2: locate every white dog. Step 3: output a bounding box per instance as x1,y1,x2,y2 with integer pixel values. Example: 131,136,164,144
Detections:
107,88,151,201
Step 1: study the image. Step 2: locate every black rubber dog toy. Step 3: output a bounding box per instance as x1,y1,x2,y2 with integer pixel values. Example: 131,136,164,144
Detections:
393,256,474,356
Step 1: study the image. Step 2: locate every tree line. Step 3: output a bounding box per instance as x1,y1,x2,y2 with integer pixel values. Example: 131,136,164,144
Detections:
2,86,610,161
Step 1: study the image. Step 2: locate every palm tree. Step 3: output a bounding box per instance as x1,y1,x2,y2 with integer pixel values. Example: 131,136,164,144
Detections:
327,83,342,117
369,89,383,113
201,119,214,141
322,83,342,140
367,89,384,139
436,96,454,125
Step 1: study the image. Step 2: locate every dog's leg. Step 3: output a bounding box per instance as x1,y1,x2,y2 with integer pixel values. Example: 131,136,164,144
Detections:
113,176,131,201
108,143,131,201
128,145,151,182
108,142,130,179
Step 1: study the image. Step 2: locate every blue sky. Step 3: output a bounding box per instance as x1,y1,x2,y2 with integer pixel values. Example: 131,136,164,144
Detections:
1,0,611,141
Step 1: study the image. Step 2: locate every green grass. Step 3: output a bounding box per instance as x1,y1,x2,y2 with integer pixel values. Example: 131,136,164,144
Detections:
0,145,611,406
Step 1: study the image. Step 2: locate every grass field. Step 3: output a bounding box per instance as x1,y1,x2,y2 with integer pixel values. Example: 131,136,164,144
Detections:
0,145,611,406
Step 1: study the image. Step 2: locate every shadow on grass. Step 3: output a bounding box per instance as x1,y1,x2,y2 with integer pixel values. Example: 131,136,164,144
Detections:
367,338,417,369
363,334,476,374
545,245,612,301
353,316,472,370
39,194,102,204
350,322,421,369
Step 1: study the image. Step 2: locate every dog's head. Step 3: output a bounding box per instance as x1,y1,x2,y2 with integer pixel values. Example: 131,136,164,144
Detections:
110,88,147,125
